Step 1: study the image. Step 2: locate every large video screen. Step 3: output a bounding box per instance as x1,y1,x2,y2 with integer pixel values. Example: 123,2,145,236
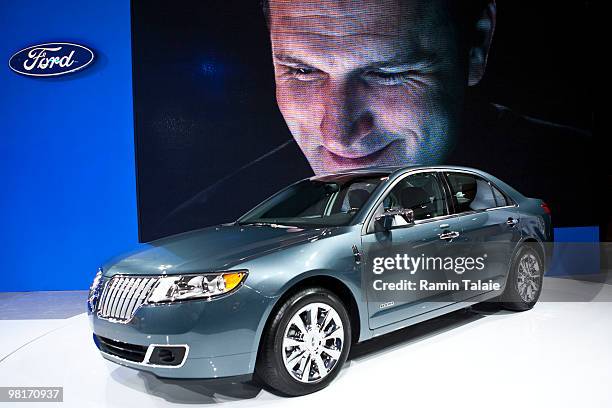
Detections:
131,0,598,242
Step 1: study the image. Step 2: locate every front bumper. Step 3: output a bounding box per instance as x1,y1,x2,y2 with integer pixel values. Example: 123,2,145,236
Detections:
89,282,275,378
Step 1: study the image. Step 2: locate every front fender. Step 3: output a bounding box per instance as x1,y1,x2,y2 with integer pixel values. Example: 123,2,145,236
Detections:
239,227,370,370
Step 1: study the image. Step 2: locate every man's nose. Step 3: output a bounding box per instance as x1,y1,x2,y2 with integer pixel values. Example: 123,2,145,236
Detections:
319,79,373,154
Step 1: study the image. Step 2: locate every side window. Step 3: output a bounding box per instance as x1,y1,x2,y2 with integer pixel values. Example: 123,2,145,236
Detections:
372,172,448,227
491,184,508,207
445,172,496,213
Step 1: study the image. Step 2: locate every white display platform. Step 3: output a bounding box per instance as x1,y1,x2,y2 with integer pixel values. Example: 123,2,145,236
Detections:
0,277,611,407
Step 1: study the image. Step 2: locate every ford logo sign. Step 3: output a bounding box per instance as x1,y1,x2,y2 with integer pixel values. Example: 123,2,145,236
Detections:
8,42,95,77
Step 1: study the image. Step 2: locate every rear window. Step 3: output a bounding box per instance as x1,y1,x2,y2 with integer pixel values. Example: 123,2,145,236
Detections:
491,184,508,207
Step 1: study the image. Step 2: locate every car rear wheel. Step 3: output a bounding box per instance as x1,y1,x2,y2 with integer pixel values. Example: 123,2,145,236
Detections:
502,244,544,311
255,287,351,396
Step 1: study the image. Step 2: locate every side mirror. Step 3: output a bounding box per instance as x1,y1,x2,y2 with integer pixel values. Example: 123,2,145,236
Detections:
375,208,415,230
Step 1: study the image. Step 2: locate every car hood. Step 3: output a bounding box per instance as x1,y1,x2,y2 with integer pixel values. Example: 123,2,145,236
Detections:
103,223,329,277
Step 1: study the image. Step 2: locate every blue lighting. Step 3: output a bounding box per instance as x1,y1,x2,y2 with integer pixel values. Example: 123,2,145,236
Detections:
0,0,138,291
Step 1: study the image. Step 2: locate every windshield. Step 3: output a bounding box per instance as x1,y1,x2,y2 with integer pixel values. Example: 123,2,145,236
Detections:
238,175,385,227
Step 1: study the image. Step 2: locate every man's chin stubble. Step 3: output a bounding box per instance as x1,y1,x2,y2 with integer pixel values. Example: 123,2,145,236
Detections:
312,140,406,174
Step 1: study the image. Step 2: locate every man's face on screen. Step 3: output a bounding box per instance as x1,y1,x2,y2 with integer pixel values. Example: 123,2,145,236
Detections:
269,0,467,174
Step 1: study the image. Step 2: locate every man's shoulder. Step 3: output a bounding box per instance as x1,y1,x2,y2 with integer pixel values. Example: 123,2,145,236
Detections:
456,102,593,162
484,103,594,169
490,103,591,141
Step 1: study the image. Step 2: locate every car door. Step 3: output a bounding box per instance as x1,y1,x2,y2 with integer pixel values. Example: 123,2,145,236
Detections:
443,171,521,301
362,171,463,330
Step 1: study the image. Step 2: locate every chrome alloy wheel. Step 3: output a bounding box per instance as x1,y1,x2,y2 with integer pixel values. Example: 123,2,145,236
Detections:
282,302,344,383
516,252,541,302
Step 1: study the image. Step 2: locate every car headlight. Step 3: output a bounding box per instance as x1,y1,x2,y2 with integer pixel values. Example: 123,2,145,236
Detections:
88,268,104,312
147,270,248,303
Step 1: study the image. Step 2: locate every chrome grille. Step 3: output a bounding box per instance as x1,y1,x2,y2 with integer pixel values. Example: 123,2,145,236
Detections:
97,276,158,322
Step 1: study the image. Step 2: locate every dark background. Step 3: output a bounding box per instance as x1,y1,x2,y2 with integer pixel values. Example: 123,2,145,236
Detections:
132,0,312,242
131,0,597,242
480,1,593,131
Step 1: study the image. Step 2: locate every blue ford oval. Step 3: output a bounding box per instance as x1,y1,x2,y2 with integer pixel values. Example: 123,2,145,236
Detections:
9,42,94,77
88,165,552,396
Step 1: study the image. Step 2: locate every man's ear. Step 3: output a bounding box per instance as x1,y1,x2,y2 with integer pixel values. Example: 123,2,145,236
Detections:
468,1,496,86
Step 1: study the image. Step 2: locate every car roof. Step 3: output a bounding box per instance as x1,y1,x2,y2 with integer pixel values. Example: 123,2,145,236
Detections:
309,165,525,204
310,165,488,179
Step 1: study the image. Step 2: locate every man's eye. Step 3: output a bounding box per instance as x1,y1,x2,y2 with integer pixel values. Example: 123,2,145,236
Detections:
286,66,322,81
364,70,412,85
293,67,314,75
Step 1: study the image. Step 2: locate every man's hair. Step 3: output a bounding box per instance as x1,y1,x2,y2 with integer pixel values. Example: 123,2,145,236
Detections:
261,0,490,39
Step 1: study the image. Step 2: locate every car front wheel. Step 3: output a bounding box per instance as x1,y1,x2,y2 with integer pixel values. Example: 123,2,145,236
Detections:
255,287,351,396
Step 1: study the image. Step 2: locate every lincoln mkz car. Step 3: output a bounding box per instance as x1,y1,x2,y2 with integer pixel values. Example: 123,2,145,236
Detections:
88,165,552,396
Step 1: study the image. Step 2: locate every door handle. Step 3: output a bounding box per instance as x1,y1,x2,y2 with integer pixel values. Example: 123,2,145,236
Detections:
439,231,460,240
506,217,519,226
352,245,362,264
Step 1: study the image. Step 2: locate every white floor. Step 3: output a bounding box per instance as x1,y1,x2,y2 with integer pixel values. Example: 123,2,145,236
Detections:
1,277,611,407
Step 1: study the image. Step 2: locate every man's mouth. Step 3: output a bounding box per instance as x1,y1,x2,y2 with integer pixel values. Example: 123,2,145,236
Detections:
318,140,401,170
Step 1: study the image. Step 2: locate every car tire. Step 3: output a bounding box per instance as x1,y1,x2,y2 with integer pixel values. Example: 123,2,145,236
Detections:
255,287,351,396
502,244,544,311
